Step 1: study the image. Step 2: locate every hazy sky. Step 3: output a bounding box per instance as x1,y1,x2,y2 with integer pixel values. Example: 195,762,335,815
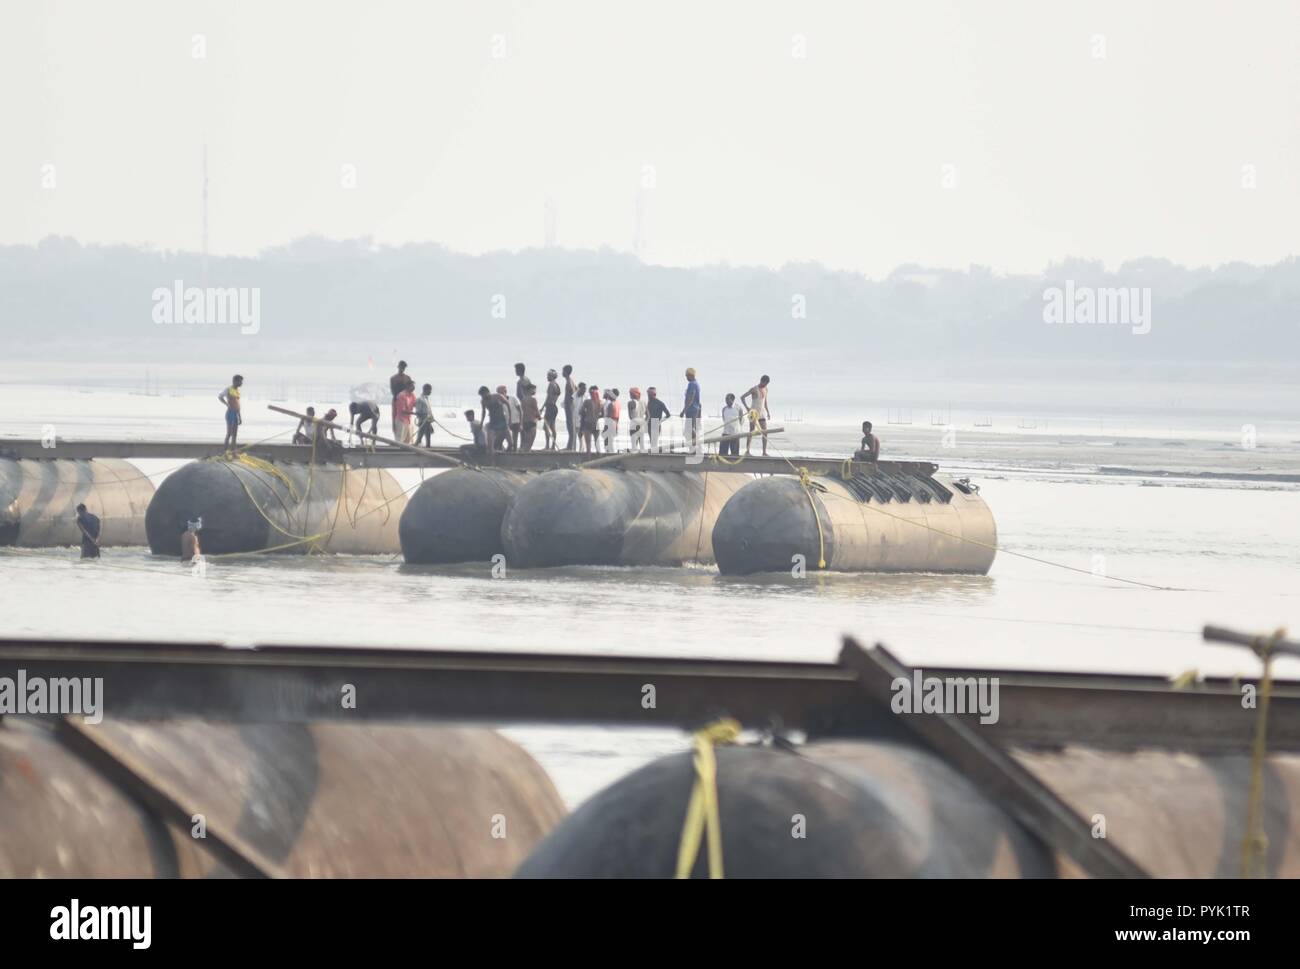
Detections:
4,0,1297,276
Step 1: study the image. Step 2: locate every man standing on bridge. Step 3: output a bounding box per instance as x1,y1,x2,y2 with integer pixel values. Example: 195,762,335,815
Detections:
680,368,702,454
741,374,772,457
415,383,435,447
389,360,410,438
645,387,671,452
218,374,243,451
562,365,577,450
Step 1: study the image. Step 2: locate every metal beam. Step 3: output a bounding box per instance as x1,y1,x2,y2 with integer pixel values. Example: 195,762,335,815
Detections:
0,637,1296,753
838,638,1147,877
53,718,277,878
0,438,937,476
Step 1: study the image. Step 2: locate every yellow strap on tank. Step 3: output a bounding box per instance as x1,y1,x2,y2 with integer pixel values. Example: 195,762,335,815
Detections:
675,717,741,879
1241,627,1285,877
796,467,828,569
213,457,332,548
228,452,300,502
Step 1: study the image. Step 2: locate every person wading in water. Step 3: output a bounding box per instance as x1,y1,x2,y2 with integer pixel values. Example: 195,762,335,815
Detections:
75,503,101,560
181,518,202,564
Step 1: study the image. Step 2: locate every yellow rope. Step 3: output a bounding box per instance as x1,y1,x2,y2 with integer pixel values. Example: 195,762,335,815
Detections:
229,452,300,501
795,467,828,569
203,431,418,558
675,718,741,879
1241,627,1285,877
208,534,332,558
211,457,331,547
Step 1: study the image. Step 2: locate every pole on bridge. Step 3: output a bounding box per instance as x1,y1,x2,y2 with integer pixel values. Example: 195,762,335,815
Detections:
267,404,465,468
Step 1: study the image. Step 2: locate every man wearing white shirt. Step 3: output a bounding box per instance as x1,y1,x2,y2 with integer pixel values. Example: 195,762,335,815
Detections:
720,393,743,456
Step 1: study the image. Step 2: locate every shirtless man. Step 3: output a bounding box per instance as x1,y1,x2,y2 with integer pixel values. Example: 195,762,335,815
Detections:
855,421,881,462
543,369,561,450
562,365,578,450
740,374,771,456
317,409,343,461
180,519,202,564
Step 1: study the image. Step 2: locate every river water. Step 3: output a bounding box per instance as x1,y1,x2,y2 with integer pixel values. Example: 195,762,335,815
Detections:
2,363,1298,804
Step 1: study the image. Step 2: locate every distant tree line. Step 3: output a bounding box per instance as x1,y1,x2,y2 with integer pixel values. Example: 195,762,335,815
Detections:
3,236,1297,364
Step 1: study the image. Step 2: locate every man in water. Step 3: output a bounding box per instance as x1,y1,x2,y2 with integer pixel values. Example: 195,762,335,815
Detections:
562,364,577,450
389,360,409,438
645,387,671,452
543,369,561,450
218,374,244,451
75,503,101,559
855,420,881,463
679,367,702,453
180,518,202,564
415,383,435,447
740,374,772,456
350,400,381,440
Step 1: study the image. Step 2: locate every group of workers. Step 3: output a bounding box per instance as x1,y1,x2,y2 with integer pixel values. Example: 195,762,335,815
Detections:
83,366,883,564
218,363,882,464
465,364,782,459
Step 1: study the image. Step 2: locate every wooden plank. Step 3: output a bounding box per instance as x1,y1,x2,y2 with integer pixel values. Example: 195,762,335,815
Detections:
265,405,464,468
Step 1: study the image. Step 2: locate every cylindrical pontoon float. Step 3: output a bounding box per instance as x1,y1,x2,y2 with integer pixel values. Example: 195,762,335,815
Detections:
145,457,405,556
500,468,751,567
712,466,995,575
0,458,155,547
400,467,531,564
518,739,1300,877
0,718,564,877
